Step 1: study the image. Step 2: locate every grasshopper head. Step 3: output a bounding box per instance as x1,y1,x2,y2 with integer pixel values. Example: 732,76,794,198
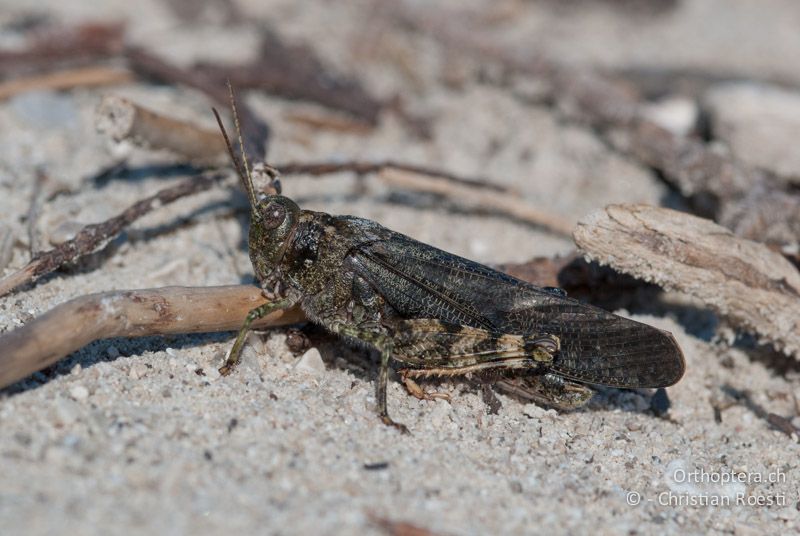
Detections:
248,193,300,280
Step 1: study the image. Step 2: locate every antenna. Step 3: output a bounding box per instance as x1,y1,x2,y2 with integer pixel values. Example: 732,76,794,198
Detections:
212,82,260,214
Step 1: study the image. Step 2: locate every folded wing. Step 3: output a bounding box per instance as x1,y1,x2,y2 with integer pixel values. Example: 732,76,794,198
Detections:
344,225,685,389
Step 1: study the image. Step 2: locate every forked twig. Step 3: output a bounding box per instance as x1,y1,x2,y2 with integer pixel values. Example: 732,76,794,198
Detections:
92,90,563,235
0,174,221,297
0,21,126,78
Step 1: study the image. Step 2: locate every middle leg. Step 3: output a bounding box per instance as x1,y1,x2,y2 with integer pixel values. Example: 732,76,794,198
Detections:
332,323,409,433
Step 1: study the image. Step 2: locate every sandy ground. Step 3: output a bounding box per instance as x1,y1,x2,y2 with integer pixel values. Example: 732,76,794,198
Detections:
1,1,799,534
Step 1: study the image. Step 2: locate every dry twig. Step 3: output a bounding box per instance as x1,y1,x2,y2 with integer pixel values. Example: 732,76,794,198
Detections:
0,22,269,159
0,174,221,297
574,204,800,358
378,168,573,236
91,108,568,236
283,110,374,135
90,107,518,198
95,95,227,164
0,286,305,390
277,161,572,236
0,66,132,100
277,159,511,193
79,136,570,236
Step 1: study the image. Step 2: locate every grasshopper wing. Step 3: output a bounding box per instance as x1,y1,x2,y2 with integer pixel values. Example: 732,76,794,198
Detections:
344,225,685,389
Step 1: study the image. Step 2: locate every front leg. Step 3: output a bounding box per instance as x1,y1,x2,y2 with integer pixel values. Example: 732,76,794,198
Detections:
220,297,296,376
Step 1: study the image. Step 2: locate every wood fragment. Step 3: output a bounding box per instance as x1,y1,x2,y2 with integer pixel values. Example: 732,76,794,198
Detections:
0,174,221,298
0,66,132,100
124,46,270,161
0,286,305,390
574,204,800,358
96,95,227,164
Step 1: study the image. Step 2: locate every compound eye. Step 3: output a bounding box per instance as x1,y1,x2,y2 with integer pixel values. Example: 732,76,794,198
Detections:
262,202,286,229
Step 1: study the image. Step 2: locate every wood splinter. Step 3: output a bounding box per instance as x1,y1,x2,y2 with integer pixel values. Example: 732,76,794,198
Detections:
96,95,227,164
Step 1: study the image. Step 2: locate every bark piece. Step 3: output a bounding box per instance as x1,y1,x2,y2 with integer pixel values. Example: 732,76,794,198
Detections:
574,204,800,358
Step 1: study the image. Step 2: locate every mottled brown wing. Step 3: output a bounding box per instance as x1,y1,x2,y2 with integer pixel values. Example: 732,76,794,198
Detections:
343,223,685,389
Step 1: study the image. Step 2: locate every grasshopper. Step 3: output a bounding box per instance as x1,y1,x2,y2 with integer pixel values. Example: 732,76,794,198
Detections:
212,97,685,433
